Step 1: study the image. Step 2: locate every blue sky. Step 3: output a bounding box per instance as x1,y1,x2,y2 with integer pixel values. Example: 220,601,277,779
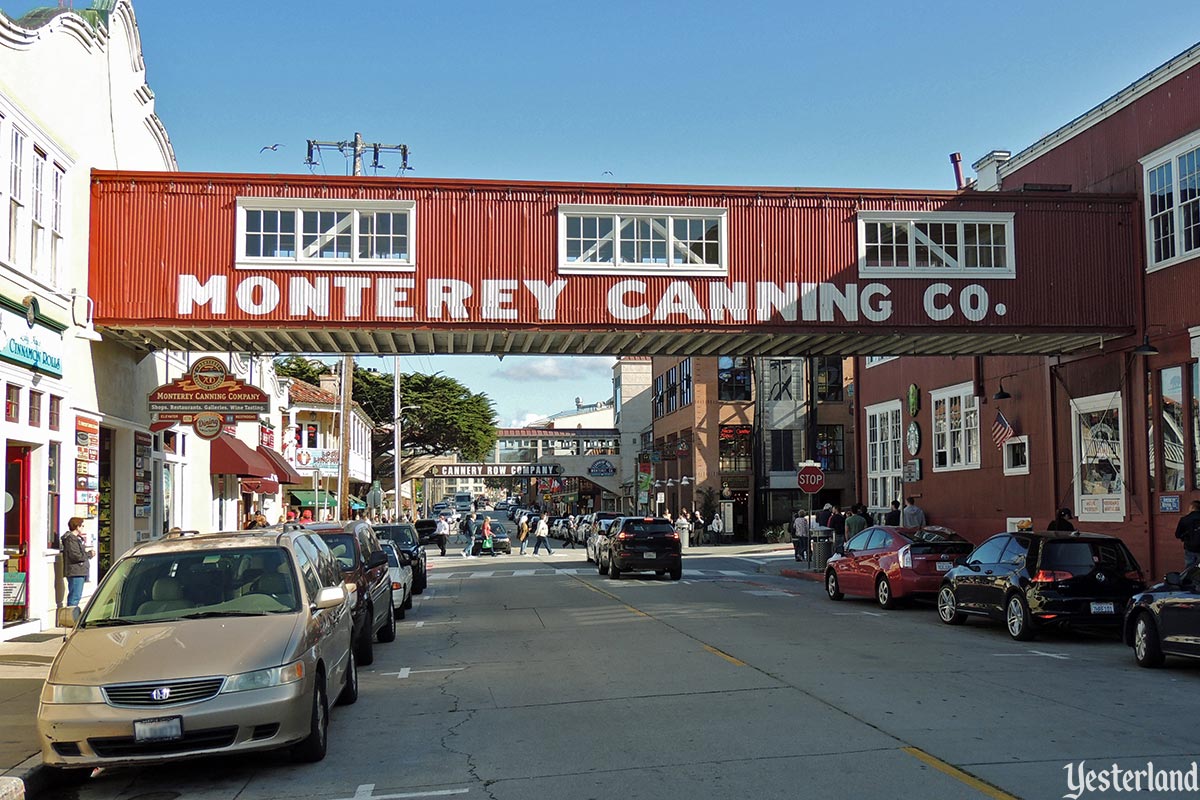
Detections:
6,0,1198,424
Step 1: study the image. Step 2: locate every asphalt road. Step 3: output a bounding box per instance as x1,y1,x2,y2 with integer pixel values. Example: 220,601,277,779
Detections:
42,514,1200,800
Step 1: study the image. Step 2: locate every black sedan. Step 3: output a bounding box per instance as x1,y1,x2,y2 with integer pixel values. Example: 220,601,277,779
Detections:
374,523,429,594
937,530,1145,640
596,516,682,581
1124,566,1200,667
469,519,511,555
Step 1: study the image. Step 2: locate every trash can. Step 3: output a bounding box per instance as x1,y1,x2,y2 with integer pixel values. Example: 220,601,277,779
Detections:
809,526,833,567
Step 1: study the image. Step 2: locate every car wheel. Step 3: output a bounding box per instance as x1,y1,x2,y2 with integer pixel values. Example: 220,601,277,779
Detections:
586,548,593,563
336,648,358,706
875,576,897,610
1006,593,1035,641
355,617,375,666
413,571,426,595
608,556,621,579
403,589,413,610
937,585,965,625
669,566,682,581
394,594,406,620
597,552,606,575
378,596,397,642
1133,612,1165,668
292,673,328,763
825,570,843,601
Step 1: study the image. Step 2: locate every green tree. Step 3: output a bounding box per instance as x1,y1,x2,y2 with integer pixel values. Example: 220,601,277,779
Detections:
273,356,327,387
351,366,394,427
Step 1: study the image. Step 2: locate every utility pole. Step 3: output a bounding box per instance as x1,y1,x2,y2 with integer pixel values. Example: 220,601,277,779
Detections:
338,354,353,521
305,132,410,177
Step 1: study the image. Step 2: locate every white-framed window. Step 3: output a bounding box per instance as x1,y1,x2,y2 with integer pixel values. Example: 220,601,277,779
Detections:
865,356,897,368
1140,130,1200,272
50,164,64,284
857,211,1016,279
931,382,980,471
1072,391,1125,522
8,126,24,265
679,358,693,407
557,204,727,276
235,197,416,270
866,400,903,510
1002,435,1029,476
30,147,44,277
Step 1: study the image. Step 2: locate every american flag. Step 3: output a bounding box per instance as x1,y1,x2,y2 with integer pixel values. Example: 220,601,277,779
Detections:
992,410,1015,449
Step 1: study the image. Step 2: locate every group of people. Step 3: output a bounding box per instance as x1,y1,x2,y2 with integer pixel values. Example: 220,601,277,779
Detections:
789,497,930,557
661,507,725,546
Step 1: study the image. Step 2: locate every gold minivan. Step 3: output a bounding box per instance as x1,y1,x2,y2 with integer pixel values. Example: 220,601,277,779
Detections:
38,527,356,772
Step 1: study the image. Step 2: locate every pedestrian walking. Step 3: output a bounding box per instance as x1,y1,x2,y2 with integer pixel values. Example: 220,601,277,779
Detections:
884,500,901,526
676,508,694,547
1046,507,1077,532
563,515,578,549
829,506,846,551
845,504,869,539
518,515,531,555
815,503,833,528
481,517,496,557
709,513,724,544
792,511,811,561
533,515,553,555
900,497,927,529
1175,500,1200,568
61,517,93,608
458,514,477,558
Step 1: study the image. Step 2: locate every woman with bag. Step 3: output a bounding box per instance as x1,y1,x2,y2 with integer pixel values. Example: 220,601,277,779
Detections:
61,517,93,608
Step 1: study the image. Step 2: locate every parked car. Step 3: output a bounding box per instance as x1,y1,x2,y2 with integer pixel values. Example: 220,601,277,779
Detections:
379,540,414,618
937,531,1146,640
825,525,973,608
585,518,617,563
412,519,440,547
596,516,682,580
1124,565,1200,667
587,511,622,545
496,501,510,511
374,523,428,594
549,517,567,539
307,521,396,665
469,519,512,555
38,527,356,772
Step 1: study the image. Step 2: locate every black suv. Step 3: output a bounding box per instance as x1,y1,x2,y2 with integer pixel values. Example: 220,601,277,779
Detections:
374,523,428,594
306,521,396,664
937,530,1145,640
596,516,682,581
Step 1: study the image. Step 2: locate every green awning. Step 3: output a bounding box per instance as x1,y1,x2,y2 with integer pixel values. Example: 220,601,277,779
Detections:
289,489,338,508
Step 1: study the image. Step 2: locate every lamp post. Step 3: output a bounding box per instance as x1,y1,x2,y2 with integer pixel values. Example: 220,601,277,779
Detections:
393,404,420,520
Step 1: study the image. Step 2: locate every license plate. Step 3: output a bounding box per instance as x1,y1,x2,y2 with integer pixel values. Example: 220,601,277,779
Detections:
935,561,951,572
643,552,656,559
134,716,183,743
1090,602,1115,614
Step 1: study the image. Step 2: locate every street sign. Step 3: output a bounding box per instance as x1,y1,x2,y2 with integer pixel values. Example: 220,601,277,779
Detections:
797,464,825,494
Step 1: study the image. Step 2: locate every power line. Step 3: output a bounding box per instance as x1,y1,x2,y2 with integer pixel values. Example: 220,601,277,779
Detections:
304,132,410,177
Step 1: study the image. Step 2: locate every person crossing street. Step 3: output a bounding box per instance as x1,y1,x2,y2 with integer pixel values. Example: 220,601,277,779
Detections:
533,515,553,555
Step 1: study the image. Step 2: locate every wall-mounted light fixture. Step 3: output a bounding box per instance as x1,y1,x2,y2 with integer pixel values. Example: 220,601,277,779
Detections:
1132,335,1159,356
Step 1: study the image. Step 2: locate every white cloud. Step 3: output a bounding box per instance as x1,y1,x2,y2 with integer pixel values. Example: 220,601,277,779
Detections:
507,412,547,428
494,356,616,383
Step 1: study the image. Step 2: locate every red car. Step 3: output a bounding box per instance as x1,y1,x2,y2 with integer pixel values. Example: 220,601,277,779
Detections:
826,525,973,609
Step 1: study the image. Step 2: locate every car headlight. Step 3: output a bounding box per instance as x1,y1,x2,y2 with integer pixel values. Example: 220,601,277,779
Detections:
41,683,105,704
221,661,305,693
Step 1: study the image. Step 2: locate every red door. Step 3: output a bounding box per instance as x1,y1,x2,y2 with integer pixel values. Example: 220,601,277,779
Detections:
4,445,31,622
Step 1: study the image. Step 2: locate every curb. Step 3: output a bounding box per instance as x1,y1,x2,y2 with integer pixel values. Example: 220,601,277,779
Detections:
779,568,823,583
1,755,50,800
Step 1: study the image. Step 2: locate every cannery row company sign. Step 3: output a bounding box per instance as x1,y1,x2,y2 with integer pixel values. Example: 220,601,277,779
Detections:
431,464,563,478
148,357,270,440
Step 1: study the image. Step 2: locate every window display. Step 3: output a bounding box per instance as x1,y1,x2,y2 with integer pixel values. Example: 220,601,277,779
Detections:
1073,392,1125,521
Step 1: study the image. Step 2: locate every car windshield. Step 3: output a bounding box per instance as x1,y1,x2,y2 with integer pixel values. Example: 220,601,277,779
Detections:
1041,539,1135,572
80,546,300,627
376,525,417,546
318,533,358,569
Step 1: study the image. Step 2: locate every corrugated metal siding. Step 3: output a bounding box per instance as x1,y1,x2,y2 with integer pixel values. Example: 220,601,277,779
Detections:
90,171,1139,334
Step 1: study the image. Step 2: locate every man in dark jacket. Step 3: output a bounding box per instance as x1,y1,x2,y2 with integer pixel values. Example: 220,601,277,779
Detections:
61,517,92,608
1174,500,1200,568
885,500,901,526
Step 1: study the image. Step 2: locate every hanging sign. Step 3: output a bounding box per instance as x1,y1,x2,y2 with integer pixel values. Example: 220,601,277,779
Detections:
149,357,270,416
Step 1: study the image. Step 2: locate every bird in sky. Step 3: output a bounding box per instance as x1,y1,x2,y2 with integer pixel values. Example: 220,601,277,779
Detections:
260,143,284,153
602,170,613,176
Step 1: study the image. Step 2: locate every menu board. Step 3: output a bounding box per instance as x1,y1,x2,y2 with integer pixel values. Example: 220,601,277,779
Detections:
134,432,153,519
74,416,100,517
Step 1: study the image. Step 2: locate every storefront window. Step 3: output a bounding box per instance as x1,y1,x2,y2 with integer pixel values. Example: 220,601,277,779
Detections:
27,391,41,427
815,358,843,401
48,394,60,431
769,429,794,472
5,384,18,423
297,422,320,449
1160,367,1186,491
719,425,752,472
1073,392,1125,522
718,357,752,402
816,424,845,472
46,442,59,549
866,401,902,509
931,383,980,471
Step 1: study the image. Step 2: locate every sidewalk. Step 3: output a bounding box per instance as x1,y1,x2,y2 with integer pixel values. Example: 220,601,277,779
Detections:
752,548,826,583
0,630,66,800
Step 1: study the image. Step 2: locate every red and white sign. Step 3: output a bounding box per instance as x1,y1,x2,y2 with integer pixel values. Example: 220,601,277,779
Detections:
797,465,825,494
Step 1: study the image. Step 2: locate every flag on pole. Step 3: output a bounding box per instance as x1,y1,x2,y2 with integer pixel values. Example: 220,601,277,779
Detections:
991,410,1015,449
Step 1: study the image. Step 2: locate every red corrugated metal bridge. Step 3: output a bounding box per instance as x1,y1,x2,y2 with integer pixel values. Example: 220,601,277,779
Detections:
89,171,1141,356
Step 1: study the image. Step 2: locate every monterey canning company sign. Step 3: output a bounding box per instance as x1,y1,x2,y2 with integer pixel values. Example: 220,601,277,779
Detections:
149,357,270,425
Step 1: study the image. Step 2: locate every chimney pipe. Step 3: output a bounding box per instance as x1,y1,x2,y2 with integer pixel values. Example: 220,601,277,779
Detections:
950,152,966,190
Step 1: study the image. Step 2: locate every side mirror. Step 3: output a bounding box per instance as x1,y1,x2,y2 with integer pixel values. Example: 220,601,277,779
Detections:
314,585,347,610
954,556,968,567
1165,571,1182,587
368,551,388,569
835,545,846,556
967,562,982,572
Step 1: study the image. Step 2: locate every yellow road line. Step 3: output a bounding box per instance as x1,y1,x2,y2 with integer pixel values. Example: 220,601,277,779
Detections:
901,746,1019,800
703,644,747,667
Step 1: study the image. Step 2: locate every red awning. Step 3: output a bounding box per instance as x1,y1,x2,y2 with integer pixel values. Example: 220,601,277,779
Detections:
257,446,305,485
210,434,275,478
241,477,280,495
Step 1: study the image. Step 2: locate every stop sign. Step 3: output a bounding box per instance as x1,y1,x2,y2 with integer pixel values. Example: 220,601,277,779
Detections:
797,465,825,494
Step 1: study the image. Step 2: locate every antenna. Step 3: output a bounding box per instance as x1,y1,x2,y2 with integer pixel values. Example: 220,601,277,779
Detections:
305,132,412,177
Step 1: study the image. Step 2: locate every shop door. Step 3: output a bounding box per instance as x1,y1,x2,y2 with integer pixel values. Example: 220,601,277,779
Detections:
4,445,31,625
97,428,114,580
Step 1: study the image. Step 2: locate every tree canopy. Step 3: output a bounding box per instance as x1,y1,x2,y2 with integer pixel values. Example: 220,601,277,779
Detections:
273,355,328,386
